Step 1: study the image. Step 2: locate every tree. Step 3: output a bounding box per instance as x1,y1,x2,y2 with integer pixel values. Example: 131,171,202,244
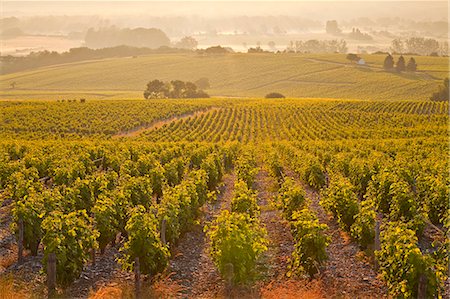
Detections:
326,20,341,35
265,92,285,99
175,36,198,50
194,77,210,89
10,81,16,89
404,37,440,56
383,54,394,70
144,79,168,99
430,78,449,102
144,80,209,99
390,39,404,54
205,45,230,54
406,57,417,72
396,55,406,72
346,53,360,63
170,80,186,98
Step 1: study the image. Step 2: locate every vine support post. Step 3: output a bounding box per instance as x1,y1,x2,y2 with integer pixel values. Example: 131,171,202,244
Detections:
47,252,56,298
374,220,381,271
224,262,234,298
417,274,427,299
91,248,96,265
161,219,167,245
134,257,141,299
18,218,24,264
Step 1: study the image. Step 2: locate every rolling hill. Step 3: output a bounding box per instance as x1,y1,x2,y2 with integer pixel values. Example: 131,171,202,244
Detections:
0,53,447,101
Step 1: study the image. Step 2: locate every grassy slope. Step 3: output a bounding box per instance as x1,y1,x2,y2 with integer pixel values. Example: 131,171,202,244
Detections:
0,53,447,100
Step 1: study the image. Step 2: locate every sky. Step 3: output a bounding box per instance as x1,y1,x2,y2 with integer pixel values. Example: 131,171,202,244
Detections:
2,1,446,20
2,0,443,2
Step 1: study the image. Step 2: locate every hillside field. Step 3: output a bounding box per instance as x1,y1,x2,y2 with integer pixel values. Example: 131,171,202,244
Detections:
0,53,447,101
0,97,448,298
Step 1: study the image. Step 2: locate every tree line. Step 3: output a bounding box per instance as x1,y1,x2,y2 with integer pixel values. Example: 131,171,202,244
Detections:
383,54,417,72
144,80,209,99
391,38,448,56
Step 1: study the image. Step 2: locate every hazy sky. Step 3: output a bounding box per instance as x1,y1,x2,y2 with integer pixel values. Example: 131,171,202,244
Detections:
3,0,443,1
3,1,447,20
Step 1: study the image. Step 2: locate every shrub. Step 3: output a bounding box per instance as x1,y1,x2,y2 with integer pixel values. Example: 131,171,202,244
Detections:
375,222,443,298
350,199,376,249
11,190,45,255
265,92,285,99
119,205,169,275
320,176,359,231
42,210,99,287
92,194,120,253
389,180,425,233
206,210,268,284
235,152,258,188
201,154,223,191
288,209,330,277
121,176,153,209
276,178,306,220
265,152,284,186
231,180,259,217
305,162,326,190
366,168,396,214
187,169,209,206
425,176,449,225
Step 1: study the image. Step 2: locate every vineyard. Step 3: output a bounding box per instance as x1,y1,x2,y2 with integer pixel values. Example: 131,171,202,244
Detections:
0,96,448,298
0,53,448,100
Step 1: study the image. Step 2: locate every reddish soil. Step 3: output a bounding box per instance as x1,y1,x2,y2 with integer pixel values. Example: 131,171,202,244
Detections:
255,168,328,299
167,173,236,298
303,184,387,298
0,198,16,272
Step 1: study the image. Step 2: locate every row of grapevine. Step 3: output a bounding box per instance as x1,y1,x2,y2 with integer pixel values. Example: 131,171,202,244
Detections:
273,140,448,297
0,100,211,138
264,151,330,278
206,149,268,284
139,103,447,143
1,141,237,289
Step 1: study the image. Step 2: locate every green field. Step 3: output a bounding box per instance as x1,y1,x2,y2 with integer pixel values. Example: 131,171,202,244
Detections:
0,53,447,101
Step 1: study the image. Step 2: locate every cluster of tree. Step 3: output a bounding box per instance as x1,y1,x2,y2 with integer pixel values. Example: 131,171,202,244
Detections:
325,20,342,35
143,80,209,99
383,54,417,72
200,45,234,55
430,78,449,102
286,39,347,54
391,38,448,56
174,36,198,50
247,47,270,54
265,92,285,99
0,46,193,74
85,27,170,49
348,28,373,41
325,20,372,41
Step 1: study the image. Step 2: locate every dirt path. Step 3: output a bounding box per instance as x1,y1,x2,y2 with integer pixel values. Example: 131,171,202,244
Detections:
167,172,236,299
0,197,16,273
113,107,218,138
254,168,293,284
303,185,387,298
254,167,327,299
66,246,133,298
